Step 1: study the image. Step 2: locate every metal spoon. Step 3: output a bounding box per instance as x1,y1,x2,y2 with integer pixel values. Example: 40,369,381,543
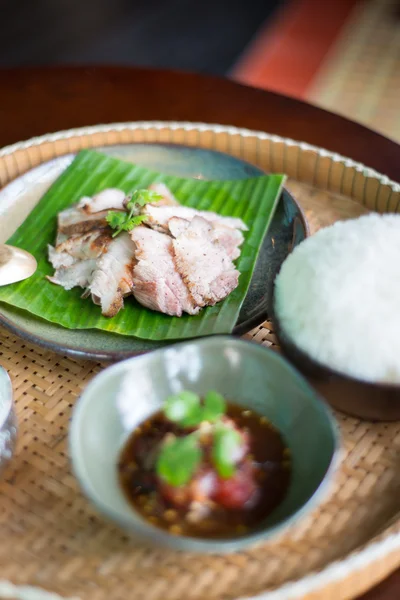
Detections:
0,244,37,286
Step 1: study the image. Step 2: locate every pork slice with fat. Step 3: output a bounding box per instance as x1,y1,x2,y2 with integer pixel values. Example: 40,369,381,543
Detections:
142,204,248,234
48,231,111,270
89,233,135,317
131,226,199,317
47,259,97,291
168,217,244,260
169,216,239,307
78,188,126,213
57,206,112,236
147,183,180,207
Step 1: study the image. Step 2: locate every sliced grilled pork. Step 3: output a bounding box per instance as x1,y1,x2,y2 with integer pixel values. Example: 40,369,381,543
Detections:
169,216,239,307
47,259,97,290
88,232,135,317
55,231,69,246
142,204,248,234
168,218,244,260
212,224,244,260
49,182,245,319
147,183,179,207
48,231,111,270
131,227,199,317
48,244,76,270
57,206,111,236
56,231,110,260
78,188,126,213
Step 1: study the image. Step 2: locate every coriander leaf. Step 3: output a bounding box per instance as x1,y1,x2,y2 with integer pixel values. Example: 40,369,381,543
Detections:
164,391,201,427
156,434,202,487
202,390,226,423
127,189,163,210
106,211,127,229
107,188,163,237
106,212,148,237
121,215,148,231
212,426,242,479
179,405,205,428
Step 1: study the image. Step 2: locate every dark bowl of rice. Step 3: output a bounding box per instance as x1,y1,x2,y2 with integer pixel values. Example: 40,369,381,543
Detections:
271,213,400,421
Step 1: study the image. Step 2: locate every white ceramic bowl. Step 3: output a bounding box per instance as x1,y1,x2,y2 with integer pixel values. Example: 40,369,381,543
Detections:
0,366,17,475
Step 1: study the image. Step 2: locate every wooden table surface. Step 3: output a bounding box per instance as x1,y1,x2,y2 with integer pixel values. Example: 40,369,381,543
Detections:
0,65,399,599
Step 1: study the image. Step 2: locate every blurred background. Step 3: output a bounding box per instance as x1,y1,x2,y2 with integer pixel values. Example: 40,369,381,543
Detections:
0,0,284,75
1,0,399,141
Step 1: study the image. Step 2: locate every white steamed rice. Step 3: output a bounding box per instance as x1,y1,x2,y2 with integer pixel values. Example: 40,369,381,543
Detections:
274,213,400,384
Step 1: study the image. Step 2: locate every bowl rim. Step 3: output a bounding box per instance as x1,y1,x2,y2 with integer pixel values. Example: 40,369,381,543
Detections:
272,303,400,392
268,238,400,394
0,366,13,429
69,334,340,553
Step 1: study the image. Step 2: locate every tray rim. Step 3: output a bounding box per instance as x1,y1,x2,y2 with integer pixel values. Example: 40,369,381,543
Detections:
0,121,399,600
0,121,399,193
1,530,398,600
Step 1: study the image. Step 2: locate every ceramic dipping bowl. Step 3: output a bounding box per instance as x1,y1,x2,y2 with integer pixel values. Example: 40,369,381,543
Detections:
70,336,339,553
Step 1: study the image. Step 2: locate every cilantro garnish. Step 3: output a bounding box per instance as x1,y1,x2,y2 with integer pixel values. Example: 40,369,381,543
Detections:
106,188,162,237
156,434,202,487
164,390,226,428
128,189,163,208
202,390,226,423
155,390,242,487
164,391,203,428
212,425,242,479
106,213,148,236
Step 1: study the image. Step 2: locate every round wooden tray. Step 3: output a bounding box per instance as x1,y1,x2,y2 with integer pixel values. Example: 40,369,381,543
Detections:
0,122,399,600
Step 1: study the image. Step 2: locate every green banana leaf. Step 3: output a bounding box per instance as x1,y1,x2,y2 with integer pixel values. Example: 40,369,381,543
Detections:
0,150,285,340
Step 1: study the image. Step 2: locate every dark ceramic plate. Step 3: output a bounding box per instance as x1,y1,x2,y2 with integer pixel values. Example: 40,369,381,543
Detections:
0,143,308,361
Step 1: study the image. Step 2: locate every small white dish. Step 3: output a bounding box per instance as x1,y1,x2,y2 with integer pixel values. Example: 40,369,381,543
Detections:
0,367,17,475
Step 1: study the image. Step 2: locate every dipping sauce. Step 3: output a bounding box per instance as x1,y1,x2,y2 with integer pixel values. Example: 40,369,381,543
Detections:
118,394,290,539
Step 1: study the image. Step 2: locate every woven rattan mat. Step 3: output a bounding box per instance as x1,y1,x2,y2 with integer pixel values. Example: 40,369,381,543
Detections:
1,319,400,600
0,124,400,600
